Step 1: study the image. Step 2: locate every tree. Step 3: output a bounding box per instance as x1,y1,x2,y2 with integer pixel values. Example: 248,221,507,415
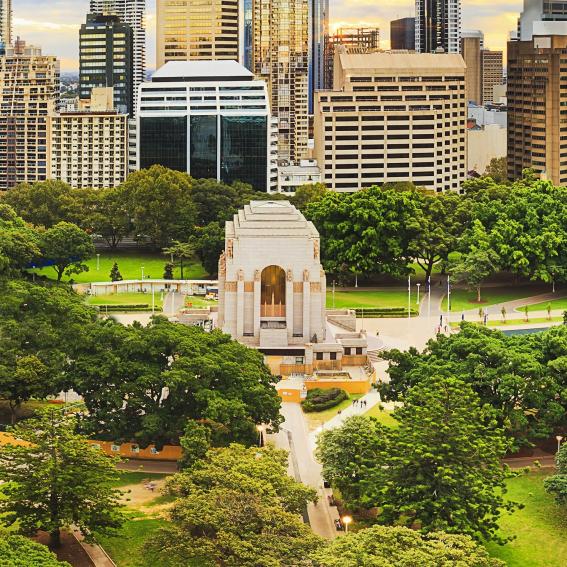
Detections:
381,324,567,446
290,182,327,211
0,281,98,424
178,419,211,469
484,157,508,183
120,166,197,249
149,444,322,566
163,262,174,280
0,533,70,566
163,240,195,279
0,180,83,228
305,186,421,278
191,221,225,276
110,262,123,282
410,192,469,281
89,186,131,249
0,410,124,548
311,525,505,567
70,318,283,448
40,222,95,282
544,444,567,505
0,204,40,277
316,415,384,508
451,220,499,303
318,376,519,542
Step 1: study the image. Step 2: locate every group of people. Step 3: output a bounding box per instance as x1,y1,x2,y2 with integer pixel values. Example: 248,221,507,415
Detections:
353,398,368,409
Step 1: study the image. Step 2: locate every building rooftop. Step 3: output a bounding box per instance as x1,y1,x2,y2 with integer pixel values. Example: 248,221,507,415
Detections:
338,51,465,73
152,60,254,82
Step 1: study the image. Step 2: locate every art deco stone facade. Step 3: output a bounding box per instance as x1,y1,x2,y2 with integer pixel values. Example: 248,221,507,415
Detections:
218,201,326,349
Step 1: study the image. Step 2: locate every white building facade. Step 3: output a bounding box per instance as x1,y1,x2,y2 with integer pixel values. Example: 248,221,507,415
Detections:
136,61,273,192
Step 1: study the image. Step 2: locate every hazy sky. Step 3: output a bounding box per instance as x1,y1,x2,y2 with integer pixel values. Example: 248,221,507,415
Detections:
12,0,523,71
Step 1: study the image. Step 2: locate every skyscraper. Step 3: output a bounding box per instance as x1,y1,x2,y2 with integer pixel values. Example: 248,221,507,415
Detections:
90,1,145,112
310,0,329,111
156,0,242,68
79,14,134,116
253,0,310,163
324,27,380,89
0,0,11,50
415,0,461,54
0,40,59,189
461,31,483,105
390,17,415,50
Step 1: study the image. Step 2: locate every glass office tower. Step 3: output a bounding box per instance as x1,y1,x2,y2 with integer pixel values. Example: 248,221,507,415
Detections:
137,61,272,192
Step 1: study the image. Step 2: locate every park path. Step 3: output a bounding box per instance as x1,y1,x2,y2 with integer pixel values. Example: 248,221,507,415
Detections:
162,291,186,316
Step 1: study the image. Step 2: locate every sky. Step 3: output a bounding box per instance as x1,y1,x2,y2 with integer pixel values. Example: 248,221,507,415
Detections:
12,0,524,71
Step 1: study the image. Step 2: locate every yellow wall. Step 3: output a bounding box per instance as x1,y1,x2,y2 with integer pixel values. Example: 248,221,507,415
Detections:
305,380,371,394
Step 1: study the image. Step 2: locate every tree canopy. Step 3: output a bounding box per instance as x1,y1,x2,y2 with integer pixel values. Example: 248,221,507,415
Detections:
149,444,322,566
311,525,505,567
0,410,124,548
0,534,70,566
318,375,518,542
544,443,567,505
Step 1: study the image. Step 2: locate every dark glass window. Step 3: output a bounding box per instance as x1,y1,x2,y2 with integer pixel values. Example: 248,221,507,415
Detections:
190,115,217,179
221,116,267,191
139,117,187,171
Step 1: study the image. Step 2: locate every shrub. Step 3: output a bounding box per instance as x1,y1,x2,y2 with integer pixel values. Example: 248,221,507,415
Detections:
302,388,348,412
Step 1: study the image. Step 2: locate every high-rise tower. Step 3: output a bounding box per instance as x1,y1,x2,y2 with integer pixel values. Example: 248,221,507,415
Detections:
0,0,12,50
90,1,145,113
415,0,461,54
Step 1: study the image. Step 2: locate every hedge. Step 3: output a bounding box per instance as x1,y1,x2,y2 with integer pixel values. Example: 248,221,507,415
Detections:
354,307,418,318
94,304,163,312
302,388,348,412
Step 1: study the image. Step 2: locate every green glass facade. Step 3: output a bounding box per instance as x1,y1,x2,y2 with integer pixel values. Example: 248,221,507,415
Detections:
139,116,187,171
221,115,267,191
190,115,217,179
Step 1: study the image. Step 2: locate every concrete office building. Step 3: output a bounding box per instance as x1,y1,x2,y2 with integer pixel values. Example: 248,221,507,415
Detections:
507,33,567,185
136,61,272,192
0,40,59,190
390,17,415,51
468,122,507,175
48,87,128,190
324,27,380,89
416,0,461,54
156,0,242,68
310,0,329,110
90,1,145,115
461,30,483,104
517,0,567,40
314,50,467,193
253,0,310,163
481,49,503,104
79,14,133,116
0,0,11,50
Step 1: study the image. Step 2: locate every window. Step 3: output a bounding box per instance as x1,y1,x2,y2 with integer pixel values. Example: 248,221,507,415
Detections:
190,115,217,179
140,116,187,171
111,444,120,452
316,353,324,360
330,352,337,361
131,445,140,454
295,357,304,365
356,347,363,355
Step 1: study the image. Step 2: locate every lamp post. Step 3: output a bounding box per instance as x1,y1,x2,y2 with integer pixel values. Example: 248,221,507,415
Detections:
96,253,100,271
141,266,145,280
332,280,336,309
416,283,421,305
557,435,564,453
342,515,352,534
408,275,411,319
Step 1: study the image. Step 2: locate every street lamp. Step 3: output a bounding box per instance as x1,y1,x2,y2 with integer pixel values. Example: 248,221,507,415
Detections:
557,435,564,453
416,283,421,305
141,266,145,280
96,253,100,271
342,515,353,534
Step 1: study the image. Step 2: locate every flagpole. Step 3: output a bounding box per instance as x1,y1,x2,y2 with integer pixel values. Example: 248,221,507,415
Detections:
428,275,431,319
408,275,411,319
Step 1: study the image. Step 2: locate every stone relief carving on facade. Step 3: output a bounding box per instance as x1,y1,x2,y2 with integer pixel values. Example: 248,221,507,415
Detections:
219,252,226,276
303,269,310,282
227,239,234,258
314,240,320,260
287,269,293,282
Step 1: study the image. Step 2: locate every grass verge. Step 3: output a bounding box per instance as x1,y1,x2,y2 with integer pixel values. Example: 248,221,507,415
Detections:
327,290,417,310
303,394,364,431
441,286,550,313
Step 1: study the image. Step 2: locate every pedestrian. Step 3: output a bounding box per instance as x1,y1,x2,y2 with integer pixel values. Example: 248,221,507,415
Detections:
353,399,357,407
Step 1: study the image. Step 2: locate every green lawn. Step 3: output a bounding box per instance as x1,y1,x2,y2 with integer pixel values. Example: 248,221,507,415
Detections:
184,296,218,308
519,297,567,311
29,250,208,284
303,394,364,431
110,471,166,489
364,404,398,427
486,471,567,567
441,286,549,312
86,292,164,310
327,290,417,310
451,317,563,329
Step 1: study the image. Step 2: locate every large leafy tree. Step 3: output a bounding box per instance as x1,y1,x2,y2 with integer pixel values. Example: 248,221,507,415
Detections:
88,186,131,249
0,281,98,423
39,222,95,282
544,443,567,505
120,165,197,249
0,204,40,277
70,318,283,447
191,221,225,276
0,180,84,228
290,182,327,211
162,240,195,279
0,410,124,548
149,444,322,566
381,324,567,445
0,533,70,566
311,525,505,567
317,376,518,542
305,186,421,278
